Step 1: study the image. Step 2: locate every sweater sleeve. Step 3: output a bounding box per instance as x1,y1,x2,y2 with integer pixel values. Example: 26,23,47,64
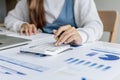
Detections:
75,0,103,44
4,0,29,32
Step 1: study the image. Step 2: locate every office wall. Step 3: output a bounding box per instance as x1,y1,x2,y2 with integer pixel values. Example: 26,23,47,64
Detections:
0,0,6,23
94,0,120,43
0,0,18,23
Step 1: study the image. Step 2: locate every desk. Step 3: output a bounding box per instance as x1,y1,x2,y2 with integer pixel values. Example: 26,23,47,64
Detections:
0,28,120,80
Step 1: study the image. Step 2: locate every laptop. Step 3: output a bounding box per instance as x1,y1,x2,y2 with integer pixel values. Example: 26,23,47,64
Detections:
0,34,31,50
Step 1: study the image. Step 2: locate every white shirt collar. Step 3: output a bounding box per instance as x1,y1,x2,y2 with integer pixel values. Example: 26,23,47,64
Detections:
44,0,65,23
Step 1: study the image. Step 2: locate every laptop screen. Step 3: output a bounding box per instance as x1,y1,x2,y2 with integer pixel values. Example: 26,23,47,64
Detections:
0,34,31,50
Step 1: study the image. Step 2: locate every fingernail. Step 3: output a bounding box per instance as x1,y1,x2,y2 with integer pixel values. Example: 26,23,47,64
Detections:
55,42,58,46
58,42,62,45
64,42,67,44
55,37,58,40
54,35,57,38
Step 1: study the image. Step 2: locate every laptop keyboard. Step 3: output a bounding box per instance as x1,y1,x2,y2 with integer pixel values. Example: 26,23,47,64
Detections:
0,35,8,39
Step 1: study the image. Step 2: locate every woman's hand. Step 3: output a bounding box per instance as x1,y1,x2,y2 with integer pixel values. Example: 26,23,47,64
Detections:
20,23,38,36
53,25,82,46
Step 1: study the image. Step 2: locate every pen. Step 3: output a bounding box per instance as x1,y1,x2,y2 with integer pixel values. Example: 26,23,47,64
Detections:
0,65,26,76
55,31,64,40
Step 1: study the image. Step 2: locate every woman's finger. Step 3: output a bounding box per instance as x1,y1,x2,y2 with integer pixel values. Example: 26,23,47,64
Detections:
20,27,25,35
32,24,38,35
58,27,75,41
56,30,75,45
53,30,58,40
20,23,29,35
25,26,29,36
65,35,76,44
56,27,74,45
55,25,71,38
28,25,33,35
53,30,57,34
66,33,82,45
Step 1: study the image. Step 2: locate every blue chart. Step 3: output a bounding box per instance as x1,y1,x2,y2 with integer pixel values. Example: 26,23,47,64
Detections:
64,58,111,71
0,55,49,74
0,65,26,76
86,52,120,61
99,54,120,61
91,48,120,61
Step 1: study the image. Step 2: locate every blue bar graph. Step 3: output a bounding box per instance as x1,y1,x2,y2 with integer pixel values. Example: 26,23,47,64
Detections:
76,60,85,64
64,58,112,71
64,58,74,62
86,52,98,57
0,65,26,75
0,55,49,73
89,63,97,67
91,48,120,55
68,59,79,64
96,65,104,69
0,71,11,75
81,77,86,80
103,66,111,71
84,61,91,65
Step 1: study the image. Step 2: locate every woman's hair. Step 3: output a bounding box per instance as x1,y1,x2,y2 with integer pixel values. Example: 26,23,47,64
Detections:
27,0,46,29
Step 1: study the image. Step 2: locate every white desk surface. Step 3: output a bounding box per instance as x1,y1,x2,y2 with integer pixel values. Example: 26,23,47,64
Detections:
0,27,120,80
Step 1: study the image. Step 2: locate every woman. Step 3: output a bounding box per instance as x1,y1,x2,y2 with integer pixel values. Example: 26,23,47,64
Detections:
5,0,103,46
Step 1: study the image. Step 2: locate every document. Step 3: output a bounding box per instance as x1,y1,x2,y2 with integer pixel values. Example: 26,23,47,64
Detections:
50,42,120,80
0,55,49,73
0,52,56,80
0,26,52,40
0,39,120,80
6,31,52,40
